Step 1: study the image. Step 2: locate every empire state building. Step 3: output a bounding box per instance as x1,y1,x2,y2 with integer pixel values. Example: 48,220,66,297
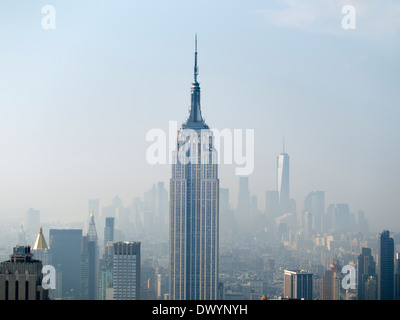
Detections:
169,36,219,300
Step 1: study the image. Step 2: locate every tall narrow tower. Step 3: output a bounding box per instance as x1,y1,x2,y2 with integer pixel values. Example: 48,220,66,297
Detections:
378,230,394,300
277,140,290,214
169,36,219,300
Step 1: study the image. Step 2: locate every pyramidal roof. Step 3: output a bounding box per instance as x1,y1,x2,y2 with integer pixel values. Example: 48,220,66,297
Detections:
33,226,48,250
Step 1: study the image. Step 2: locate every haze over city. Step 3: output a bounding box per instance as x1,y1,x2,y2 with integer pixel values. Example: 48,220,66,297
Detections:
0,0,399,234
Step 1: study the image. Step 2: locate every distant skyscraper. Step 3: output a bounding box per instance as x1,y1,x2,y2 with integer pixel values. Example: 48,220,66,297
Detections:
304,191,325,234
25,208,40,241
357,247,376,300
156,181,169,228
16,225,28,246
277,143,290,214
98,242,114,300
357,210,369,234
88,199,100,217
84,211,99,300
284,270,313,300
169,36,219,300
265,190,279,220
322,260,342,300
378,230,394,300
327,203,352,233
104,217,115,251
0,245,49,300
113,241,141,300
49,229,82,299
81,235,97,300
236,177,251,231
237,177,250,214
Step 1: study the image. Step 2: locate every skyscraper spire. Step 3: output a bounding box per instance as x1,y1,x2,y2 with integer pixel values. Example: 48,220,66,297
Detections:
33,226,48,250
194,33,199,83
87,209,98,242
283,135,285,154
183,34,208,130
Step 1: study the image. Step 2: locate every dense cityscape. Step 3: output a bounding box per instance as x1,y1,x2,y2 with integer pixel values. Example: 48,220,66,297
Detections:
0,3,399,311
1,50,399,299
1,172,399,301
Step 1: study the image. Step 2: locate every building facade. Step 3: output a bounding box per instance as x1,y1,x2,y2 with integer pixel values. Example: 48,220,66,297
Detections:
284,270,313,300
113,241,141,300
48,229,82,299
378,230,394,300
0,245,48,300
169,36,219,300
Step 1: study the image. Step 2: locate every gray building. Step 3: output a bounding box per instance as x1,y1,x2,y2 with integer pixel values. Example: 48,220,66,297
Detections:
169,36,219,300
49,229,82,299
113,241,141,300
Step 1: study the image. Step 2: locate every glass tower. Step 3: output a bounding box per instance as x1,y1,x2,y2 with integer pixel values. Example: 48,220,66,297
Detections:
378,230,394,300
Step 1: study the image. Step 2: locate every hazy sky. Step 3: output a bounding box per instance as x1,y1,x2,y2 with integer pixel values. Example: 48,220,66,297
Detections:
0,1,399,232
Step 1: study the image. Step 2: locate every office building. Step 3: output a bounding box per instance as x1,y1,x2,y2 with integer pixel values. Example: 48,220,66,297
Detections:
284,269,313,300
48,229,82,299
113,241,141,300
104,217,115,252
304,191,325,234
322,260,342,300
169,36,219,300
357,247,376,300
378,230,394,300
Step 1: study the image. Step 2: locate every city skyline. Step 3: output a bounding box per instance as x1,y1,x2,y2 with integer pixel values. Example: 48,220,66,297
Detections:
1,1,400,305
0,2,399,232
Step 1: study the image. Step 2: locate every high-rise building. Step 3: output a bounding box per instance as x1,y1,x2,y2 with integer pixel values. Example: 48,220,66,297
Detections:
237,177,250,221
81,235,97,300
104,217,115,251
169,36,219,300
322,260,342,300
357,247,376,300
304,191,325,234
284,270,313,300
277,145,290,214
113,241,141,300
326,203,356,233
82,211,99,300
378,230,394,300
265,190,279,220
0,245,49,300
98,242,114,300
48,229,82,299
156,181,169,231
143,182,169,237
25,208,40,242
